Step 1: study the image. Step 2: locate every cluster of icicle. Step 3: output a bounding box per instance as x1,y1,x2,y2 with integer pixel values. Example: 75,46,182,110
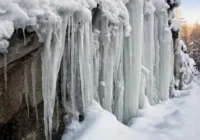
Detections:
1,0,197,140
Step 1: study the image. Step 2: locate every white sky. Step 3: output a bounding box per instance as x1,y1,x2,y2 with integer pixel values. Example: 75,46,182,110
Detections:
180,0,200,24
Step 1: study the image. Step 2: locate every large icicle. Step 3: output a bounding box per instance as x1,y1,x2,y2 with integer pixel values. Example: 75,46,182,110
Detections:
69,16,77,116
61,38,68,112
92,29,101,103
99,17,114,112
78,21,94,112
113,23,125,122
41,15,68,140
61,16,71,113
154,11,161,103
123,0,144,124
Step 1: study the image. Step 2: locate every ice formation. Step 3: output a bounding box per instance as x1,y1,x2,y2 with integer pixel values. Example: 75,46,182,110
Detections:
23,61,30,118
0,0,196,139
31,58,39,127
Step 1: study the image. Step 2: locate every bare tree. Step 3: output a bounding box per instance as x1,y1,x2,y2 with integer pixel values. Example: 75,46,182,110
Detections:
175,8,186,26
181,24,190,46
175,8,190,46
189,23,200,70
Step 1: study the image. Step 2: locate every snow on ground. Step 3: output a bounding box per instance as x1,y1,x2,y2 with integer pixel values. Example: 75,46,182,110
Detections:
62,101,148,140
62,79,200,140
129,81,200,140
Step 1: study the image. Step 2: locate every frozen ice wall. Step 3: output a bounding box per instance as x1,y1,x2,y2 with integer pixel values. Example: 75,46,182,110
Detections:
1,0,195,139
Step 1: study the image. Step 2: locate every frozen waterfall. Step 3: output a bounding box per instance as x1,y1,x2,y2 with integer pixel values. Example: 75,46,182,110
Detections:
1,0,196,140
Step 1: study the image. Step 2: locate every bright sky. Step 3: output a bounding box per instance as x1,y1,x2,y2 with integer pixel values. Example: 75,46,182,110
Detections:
180,0,200,24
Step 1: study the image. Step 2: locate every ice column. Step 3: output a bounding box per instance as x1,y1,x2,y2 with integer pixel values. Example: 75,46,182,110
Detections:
92,29,101,103
78,21,94,111
99,17,114,112
113,23,125,122
69,16,77,116
154,11,161,103
143,0,155,104
158,11,172,101
123,0,144,124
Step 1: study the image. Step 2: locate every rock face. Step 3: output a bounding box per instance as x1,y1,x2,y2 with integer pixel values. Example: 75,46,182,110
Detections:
0,30,65,140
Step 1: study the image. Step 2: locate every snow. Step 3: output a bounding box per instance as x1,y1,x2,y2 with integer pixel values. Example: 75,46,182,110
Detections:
154,0,169,12
62,101,149,140
62,81,200,140
180,40,187,52
130,81,200,140
170,18,180,32
144,0,155,15
0,20,14,53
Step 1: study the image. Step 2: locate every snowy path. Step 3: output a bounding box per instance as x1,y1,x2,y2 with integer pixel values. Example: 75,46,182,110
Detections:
129,81,200,140
62,81,200,140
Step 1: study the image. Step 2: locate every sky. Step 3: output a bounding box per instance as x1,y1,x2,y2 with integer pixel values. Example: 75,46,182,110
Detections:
180,0,200,24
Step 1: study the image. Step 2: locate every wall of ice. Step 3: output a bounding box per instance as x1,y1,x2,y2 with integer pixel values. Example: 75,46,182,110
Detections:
1,0,197,139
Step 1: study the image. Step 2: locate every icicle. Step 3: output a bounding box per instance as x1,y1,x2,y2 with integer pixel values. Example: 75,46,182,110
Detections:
139,73,146,109
143,3,155,104
23,28,27,45
113,62,124,122
153,13,160,103
56,96,59,131
158,10,172,101
139,65,149,109
3,54,7,92
100,17,114,112
42,15,68,140
92,29,100,103
83,22,94,108
61,43,67,111
113,23,124,122
70,16,77,116
42,26,53,140
78,22,86,111
78,21,94,112
31,58,39,128
23,62,30,118
61,17,70,112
